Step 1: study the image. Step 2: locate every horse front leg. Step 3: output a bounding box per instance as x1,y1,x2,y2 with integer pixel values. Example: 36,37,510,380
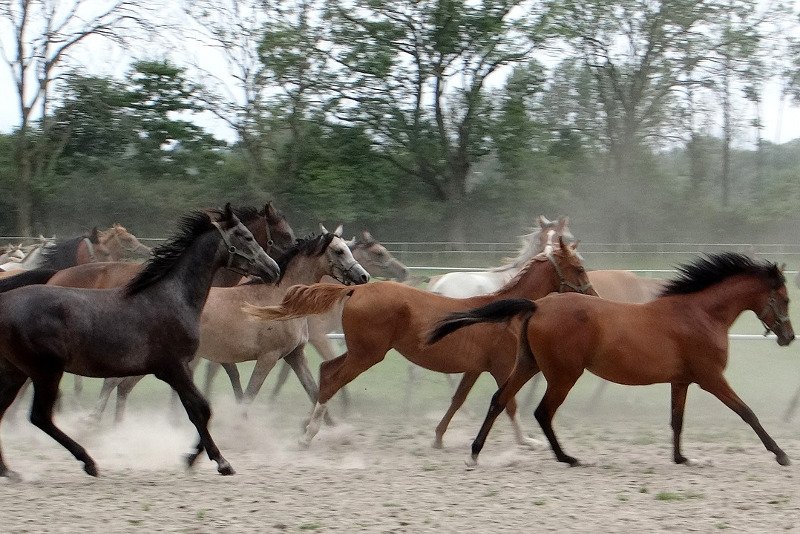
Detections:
700,375,789,466
91,377,123,423
156,364,233,476
670,382,690,464
283,345,334,426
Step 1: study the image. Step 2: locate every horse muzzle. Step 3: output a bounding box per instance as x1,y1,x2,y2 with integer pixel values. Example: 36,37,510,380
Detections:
232,250,280,283
341,263,370,285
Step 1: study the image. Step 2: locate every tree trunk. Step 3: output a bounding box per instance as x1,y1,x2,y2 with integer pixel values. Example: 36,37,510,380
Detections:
14,133,33,236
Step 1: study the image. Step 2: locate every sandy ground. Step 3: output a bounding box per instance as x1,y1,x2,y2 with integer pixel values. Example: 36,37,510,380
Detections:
0,372,798,534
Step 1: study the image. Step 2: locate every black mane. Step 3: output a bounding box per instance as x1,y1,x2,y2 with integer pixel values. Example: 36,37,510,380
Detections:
124,209,221,296
39,234,95,270
660,252,784,297
275,233,335,284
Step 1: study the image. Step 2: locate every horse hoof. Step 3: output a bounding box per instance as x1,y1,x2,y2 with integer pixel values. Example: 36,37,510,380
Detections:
217,462,236,476
83,462,99,477
465,455,478,470
184,453,201,468
0,468,21,482
297,438,311,450
432,439,444,450
520,437,545,450
776,453,790,466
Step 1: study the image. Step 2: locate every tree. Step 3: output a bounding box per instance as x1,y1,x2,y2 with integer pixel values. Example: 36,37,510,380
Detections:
322,0,547,242
0,0,148,234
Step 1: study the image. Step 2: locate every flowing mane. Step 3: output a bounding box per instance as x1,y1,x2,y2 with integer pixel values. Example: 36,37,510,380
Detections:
660,253,784,297
39,235,93,270
490,221,573,273
490,247,561,296
124,209,221,296
275,233,335,284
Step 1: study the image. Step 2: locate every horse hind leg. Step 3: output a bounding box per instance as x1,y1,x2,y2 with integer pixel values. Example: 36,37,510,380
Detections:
114,376,145,424
533,376,581,466
29,370,98,476
0,365,27,479
432,371,480,449
301,349,384,448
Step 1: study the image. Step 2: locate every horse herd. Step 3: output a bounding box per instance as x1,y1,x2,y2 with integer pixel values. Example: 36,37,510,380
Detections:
0,205,794,480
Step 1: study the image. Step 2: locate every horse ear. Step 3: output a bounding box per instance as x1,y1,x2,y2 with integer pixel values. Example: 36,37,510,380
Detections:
558,216,570,231
319,223,329,234
222,203,236,224
89,227,100,243
334,224,343,237
362,230,373,242
780,263,787,272
537,215,551,227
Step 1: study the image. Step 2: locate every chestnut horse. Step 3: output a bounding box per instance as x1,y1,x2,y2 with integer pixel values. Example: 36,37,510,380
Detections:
244,238,596,449
429,253,794,467
266,227,410,408
0,205,280,478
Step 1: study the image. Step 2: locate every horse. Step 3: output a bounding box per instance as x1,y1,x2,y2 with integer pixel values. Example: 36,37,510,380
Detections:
243,238,596,449
96,231,369,424
0,204,280,479
429,253,795,468
266,226,410,408
427,216,571,297
0,204,294,422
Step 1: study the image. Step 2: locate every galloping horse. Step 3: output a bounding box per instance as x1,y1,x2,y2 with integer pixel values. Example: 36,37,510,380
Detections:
429,253,794,467
266,226,410,407
95,232,369,423
0,204,295,422
0,204,280,478
244,238,595,449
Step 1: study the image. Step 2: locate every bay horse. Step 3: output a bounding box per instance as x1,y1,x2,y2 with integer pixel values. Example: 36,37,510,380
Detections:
243,238,596,449
97,232,369,423
429,253,794,467
267,226,410,408
0,204,280,478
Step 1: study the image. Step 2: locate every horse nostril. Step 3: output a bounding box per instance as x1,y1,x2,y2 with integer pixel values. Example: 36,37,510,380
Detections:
361,273,369,283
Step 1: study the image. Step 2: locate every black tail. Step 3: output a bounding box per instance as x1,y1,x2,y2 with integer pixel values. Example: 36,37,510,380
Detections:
0,268,58,293
428,298,537,344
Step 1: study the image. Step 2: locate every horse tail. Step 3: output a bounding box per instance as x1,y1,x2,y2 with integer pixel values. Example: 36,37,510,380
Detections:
0,268,58,294
242,283,356,321
428,298,537,344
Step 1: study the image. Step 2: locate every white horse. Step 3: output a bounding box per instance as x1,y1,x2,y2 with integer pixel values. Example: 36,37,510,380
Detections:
427,216,572,297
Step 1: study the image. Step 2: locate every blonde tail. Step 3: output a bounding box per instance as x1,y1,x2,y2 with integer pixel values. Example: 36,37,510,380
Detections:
242,283,355,321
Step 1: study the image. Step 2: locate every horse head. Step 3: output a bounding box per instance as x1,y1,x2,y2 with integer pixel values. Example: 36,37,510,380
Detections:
99,224,152,261
350,229,409,282
214,203,280,283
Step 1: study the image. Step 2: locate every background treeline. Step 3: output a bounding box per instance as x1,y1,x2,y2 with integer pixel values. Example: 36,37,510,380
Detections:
1,0,800,243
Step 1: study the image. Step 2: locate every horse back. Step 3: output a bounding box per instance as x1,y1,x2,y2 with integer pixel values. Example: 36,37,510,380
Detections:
0,285,195,377
48,262,142,289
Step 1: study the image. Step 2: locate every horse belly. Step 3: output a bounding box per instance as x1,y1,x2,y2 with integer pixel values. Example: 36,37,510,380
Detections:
589,334,685,385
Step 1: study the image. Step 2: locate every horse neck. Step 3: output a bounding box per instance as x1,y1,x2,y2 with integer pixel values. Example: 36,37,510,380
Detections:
211,268,244,288
144,231,226,312
491,260,559,300
278,254,326,288
680,275,768,328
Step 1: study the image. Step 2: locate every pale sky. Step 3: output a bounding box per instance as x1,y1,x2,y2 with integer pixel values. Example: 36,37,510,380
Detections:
1,8,800,147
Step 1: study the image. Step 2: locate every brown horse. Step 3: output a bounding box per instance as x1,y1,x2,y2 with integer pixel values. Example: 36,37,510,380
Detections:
243,238,596,448
266,227,410,407
429,253,794,467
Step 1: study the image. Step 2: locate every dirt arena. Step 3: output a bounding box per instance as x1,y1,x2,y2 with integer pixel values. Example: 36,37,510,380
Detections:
0,344,798,533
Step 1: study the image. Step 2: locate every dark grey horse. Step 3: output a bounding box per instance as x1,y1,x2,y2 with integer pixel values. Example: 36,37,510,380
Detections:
0,204,279,479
